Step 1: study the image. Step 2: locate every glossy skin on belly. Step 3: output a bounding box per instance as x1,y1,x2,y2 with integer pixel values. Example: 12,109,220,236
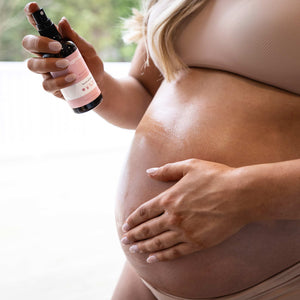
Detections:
115,68,300,298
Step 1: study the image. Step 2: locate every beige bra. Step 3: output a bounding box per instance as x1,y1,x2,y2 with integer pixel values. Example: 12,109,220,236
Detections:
149,0,300,95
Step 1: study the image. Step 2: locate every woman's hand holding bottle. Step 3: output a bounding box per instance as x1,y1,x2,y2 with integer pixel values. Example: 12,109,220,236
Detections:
22,2,104,104
21,2,158,127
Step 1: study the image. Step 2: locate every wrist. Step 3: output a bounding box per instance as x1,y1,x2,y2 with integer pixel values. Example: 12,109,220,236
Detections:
231,165,269,223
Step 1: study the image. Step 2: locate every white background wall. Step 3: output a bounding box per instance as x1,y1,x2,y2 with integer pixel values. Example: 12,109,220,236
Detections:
0,62,134,300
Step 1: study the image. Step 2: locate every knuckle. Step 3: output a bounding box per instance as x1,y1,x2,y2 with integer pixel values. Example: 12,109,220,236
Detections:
154,238,163,249
196,240,206,249
34,37,43,51
40,59,48,70
139,245,146,252
168,215,178,226
168,213,182,227
163,163,172,173
138,205,147,217
141,225,150,236
86,41,95,51
187,158,198,168
85,42,97,56
189,158,198,164
137,244,145,253
171,247,181,258
74,33,96,57
126,218,134,228
161,194,172,206
72,30,81,42
125,217,131,227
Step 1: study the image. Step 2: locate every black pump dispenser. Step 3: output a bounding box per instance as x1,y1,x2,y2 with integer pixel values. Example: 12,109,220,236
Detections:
32,9,62,41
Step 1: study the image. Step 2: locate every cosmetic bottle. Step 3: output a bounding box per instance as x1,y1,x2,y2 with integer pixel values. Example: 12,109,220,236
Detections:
32,8,102,113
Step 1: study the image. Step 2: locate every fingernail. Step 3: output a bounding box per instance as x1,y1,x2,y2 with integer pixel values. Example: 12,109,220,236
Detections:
59,16,66,23
121,236,130,245
56,59,69,69
147,255,158,264
122,223,130,232
25,2,33,12
49,42,61,52
129,245,139,253
146,168,159,174
65,73,76,82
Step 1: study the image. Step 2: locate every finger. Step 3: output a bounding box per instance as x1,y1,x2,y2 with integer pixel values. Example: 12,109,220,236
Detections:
53,90,64,99
27,57,70,74
24,2,40,29
42,73,52,81
42,73,77,93
129,231,181,254
58,17,98,57
146,243,199,263
122,198,165,232
146,159,195,182
41,74,64,99
122,214,169,244
22,35,62,55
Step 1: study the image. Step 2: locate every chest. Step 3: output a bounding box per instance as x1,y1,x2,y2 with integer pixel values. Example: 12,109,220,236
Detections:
148,0,300,95
175,0,300,65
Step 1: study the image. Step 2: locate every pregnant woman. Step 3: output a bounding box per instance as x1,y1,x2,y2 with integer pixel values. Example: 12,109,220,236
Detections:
23,1,300,299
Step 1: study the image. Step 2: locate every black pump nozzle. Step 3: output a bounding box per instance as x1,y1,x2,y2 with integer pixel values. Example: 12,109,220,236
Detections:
32,8,62,41
32,9,51,30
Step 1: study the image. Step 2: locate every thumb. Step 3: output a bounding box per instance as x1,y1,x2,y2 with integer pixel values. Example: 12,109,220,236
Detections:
58,17,98,58
146,161,189,182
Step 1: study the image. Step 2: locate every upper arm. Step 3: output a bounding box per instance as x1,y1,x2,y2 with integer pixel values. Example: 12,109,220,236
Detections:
129,40,163,98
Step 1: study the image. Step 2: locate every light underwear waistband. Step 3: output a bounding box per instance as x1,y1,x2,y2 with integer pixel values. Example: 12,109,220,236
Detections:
141,261,300,300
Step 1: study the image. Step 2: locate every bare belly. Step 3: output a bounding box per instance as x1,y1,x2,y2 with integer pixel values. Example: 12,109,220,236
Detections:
114,68,300,298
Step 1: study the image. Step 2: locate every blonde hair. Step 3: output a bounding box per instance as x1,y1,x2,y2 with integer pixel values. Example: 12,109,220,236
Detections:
123,0,208,81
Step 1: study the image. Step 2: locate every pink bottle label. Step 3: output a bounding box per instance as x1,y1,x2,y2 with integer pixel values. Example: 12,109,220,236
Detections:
51,49,101,109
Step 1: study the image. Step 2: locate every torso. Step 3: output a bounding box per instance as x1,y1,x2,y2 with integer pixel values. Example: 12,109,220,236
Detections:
150,0,300,95
115,0,300,298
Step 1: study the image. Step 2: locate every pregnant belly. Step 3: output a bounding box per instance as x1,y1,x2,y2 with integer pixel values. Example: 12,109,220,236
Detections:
114,69,300,298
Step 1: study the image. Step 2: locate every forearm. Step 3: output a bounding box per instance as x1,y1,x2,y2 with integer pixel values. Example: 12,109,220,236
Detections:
236,159,300,221
93,71,152,129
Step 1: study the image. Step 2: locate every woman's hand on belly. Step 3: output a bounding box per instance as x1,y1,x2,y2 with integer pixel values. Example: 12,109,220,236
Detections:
120,158,256,263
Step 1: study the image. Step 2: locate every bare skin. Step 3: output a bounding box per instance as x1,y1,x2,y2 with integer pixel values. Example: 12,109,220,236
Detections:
23,2,300,299
115,68,300,298
111,261,156,300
